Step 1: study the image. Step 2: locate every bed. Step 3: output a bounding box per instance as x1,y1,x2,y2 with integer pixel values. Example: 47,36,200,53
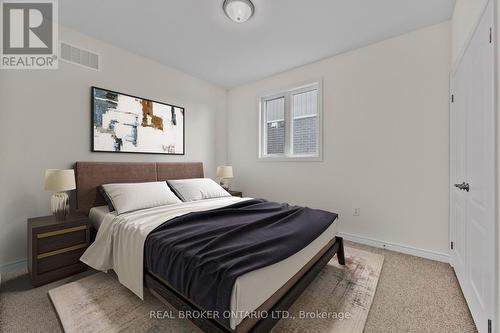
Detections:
75,161,345,333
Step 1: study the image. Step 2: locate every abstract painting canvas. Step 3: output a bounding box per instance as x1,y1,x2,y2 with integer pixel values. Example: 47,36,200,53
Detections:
92,87,185,155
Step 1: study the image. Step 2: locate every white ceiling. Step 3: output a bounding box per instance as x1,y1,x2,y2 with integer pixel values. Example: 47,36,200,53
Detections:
60,0,456,88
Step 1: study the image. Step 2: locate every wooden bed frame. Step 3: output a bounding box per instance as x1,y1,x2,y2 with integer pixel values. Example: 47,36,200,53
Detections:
75,161,345,333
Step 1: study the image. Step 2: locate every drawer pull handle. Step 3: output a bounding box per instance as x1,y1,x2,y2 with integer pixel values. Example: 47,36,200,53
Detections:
37,225,87,239
37,243,87,259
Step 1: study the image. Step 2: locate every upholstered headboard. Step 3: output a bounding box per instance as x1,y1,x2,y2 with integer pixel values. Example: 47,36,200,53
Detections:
74,162,204,214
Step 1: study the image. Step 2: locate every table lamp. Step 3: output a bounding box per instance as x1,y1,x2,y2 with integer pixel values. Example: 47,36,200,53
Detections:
44,169,76,221
216,166,233,190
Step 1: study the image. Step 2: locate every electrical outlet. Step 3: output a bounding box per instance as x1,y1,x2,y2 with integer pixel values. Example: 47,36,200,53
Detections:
353,208,360,216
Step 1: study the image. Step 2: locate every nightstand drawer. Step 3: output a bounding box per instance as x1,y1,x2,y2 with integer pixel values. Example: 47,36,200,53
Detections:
37,247,87,274
37,225,87,253
35,263,87,286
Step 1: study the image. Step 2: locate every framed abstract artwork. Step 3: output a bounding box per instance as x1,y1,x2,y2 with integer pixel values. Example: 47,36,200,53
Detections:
91,87,185,155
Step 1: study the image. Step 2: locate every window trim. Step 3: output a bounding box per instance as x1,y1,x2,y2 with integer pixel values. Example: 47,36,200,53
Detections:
258,79,323,162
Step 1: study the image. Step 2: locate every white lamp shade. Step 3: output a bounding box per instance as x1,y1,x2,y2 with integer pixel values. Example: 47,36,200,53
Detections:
216,166,234,179
223,0,254,23
44,169,76,192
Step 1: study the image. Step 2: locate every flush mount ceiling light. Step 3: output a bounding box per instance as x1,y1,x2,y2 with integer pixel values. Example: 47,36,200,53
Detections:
223,0,255,23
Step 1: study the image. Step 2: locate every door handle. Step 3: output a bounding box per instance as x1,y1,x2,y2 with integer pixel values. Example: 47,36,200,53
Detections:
454,182,470,192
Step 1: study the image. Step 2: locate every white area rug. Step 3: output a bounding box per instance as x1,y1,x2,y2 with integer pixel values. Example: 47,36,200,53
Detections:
49,247,383,333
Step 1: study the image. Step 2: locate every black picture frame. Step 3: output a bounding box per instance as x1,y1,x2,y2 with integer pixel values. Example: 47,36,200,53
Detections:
91,86,185,155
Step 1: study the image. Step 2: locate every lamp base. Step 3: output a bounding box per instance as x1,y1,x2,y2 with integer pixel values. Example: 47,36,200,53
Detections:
51,192,70,221
219,179,230,191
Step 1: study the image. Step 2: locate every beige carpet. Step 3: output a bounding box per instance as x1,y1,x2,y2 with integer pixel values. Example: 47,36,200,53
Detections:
351,241,478,333
47,247,382,333
0,242,477,333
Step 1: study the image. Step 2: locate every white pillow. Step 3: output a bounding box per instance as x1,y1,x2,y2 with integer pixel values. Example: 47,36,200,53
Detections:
167,178,231,202
101,181,182,215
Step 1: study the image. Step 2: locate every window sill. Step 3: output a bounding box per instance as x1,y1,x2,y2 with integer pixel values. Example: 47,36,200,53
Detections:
258,155,323,162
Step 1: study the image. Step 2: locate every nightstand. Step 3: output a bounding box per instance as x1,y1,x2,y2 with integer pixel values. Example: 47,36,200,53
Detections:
228,190,243,198
28,212,90,286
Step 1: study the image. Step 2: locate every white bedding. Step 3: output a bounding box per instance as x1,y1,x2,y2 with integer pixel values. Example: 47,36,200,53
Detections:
88,205,113,230
81,197,250,299
81,197,337,330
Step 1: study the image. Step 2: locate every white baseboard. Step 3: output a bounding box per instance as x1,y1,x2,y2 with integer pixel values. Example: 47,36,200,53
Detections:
338,232,450,263
0,258,27,273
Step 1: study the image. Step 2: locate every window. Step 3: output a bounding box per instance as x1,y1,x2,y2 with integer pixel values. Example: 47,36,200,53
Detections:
259,81,322,160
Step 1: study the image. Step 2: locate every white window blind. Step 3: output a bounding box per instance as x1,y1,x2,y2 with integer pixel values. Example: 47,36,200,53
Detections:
265,97,285,154
292,89,318,155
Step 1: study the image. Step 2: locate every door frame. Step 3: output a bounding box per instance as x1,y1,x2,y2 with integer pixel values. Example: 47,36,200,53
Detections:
449,0,498,331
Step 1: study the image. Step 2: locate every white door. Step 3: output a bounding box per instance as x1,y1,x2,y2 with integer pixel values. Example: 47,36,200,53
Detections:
450,1,496,332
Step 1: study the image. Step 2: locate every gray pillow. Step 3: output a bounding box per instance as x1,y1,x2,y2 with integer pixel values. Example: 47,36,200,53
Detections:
97,185,115,211
167,178,231,202
101,181,182,215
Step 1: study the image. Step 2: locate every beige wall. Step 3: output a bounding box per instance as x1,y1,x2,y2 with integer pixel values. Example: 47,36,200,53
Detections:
452,0,489,67
0,26,227,269
226,22,451,255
